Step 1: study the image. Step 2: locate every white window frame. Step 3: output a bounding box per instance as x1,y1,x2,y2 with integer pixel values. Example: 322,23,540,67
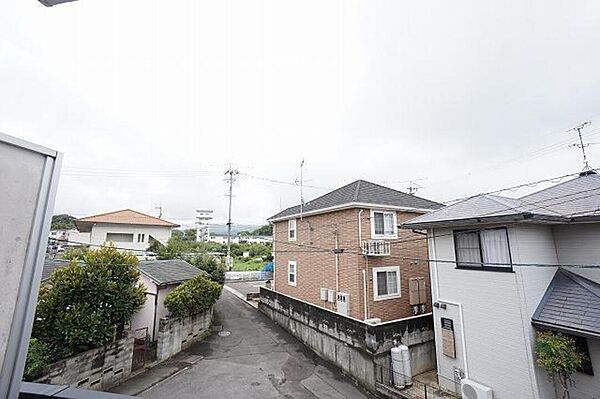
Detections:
373,266,401,301
370,209,398,239
288,261,297,286
288,219,297,241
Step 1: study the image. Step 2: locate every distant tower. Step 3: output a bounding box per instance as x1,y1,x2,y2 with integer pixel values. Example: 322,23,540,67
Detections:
196,209,213,242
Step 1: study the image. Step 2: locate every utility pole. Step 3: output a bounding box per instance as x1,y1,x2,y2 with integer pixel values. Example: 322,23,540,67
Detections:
569,121,592,171
225,165,239,271
295,159,305,219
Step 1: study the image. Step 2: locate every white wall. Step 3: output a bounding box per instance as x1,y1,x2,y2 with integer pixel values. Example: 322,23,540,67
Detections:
89,223,172,251
130,274,158,339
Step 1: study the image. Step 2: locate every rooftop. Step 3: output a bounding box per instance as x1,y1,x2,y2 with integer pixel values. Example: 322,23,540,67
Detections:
75,209,180,231
138,259,208,286
532,268,600,338
403,172,600,229
269,179,443,221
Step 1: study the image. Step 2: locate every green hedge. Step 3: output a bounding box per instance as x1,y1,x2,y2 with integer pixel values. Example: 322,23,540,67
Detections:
164,275,222,320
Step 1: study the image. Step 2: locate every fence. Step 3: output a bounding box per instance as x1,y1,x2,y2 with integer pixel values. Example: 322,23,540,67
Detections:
259,287,436,397
35,331,134,391
375,362,460,399
225,271,273,281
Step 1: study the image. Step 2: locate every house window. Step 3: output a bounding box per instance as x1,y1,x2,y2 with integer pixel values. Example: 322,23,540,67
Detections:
106,233,134,243
454,227,512,271
288,219,297,241
288,261,297,286
371,210,397,238
137,233,145,243
373,266,400,300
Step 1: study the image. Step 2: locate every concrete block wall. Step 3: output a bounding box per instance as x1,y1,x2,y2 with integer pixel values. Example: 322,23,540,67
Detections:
156,307,213,361
35,331,134,391
259,287,435,394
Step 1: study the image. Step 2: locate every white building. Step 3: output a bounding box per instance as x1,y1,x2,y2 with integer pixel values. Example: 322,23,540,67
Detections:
74,209,179,254
208,235,239,245
130,260,208,341
403,171,600,399
195,209,213,242
238,235,272,244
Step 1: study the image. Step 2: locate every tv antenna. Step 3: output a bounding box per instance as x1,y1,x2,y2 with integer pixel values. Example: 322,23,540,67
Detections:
569,121,593,171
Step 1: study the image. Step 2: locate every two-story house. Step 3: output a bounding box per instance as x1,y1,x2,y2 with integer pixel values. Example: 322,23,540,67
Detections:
403,171,600,399
268,180,442,322
74,209,179,254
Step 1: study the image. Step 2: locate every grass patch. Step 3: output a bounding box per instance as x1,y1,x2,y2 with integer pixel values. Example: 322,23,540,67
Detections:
232,258,265,271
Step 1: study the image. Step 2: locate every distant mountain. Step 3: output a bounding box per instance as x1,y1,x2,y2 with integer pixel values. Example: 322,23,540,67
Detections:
209,224,263,236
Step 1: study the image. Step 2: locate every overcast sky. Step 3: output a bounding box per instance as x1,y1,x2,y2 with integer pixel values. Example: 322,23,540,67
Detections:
3,0,600,227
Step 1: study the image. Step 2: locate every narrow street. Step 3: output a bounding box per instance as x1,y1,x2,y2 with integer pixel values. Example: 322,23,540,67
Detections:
129,289,371,398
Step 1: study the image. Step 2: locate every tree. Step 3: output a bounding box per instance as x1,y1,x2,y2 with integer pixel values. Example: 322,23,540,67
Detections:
535,331,584,399
189,254,226,285
164,275,222,319
32,246,146,361
251,224,272,236
23,339,50,381
51,214,76,230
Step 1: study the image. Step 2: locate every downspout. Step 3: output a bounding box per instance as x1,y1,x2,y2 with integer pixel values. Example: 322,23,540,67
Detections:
272,223,276,291
430,230,469,379
148,284,160,342
334,230,339,293
358,210,368,320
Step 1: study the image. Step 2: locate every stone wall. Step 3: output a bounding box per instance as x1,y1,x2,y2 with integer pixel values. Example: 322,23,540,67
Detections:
156,307,213,361
35,331,134,391
259,287,435,394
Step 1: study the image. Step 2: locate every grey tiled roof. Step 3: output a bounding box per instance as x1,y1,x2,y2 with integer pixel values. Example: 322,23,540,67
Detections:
269,180,443,220
403,172,600,228
42,258,71,281
139,259,209,286
532,268,600,337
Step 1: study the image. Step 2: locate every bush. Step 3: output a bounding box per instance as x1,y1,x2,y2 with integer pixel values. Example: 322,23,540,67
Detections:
189,254,226,285
536,331,584,399
33,246,146,361
164,275,222,320
23,339,50,381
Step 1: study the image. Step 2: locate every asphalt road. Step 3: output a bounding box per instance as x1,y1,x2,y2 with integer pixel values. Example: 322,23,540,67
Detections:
139,289,370,399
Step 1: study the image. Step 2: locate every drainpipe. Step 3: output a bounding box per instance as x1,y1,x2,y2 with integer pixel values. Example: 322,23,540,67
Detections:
358,210,369,320
147,287,159,342
272,223,276,291
334,230,339,293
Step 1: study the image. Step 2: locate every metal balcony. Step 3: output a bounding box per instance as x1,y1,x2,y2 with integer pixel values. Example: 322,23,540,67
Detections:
361,240,391,256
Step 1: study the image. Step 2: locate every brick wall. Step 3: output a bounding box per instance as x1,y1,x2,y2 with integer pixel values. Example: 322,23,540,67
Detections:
156,307,213,361
272,208,431,321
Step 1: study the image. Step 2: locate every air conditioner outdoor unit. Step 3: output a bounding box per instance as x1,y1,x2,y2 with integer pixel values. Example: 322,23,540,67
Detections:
460,379,493,399
327,289,336,303
320,288,328,301
364,318,381,325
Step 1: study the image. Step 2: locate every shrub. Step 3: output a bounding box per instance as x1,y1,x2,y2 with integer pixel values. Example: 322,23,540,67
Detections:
23,339,50,381
189,254,226,285
536,331,584,399
164,275,222,320
33,246,146,361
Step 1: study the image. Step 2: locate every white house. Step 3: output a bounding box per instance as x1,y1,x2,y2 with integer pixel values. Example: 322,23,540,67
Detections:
130,259,208,341
403,171,600,399
74,209,179,254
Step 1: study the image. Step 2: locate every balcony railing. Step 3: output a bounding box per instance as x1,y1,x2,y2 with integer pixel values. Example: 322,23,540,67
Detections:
361,240,391,256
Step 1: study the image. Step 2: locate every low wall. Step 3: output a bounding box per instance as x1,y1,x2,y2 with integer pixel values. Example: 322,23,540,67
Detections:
35,331,134,391
259,287,435,393
156,307,213,361
225,271,273,281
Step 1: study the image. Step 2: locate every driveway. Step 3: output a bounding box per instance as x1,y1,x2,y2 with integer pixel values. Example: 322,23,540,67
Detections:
130,289,371,398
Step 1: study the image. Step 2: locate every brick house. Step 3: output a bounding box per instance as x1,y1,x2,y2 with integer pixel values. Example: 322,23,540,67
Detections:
268,180,442,322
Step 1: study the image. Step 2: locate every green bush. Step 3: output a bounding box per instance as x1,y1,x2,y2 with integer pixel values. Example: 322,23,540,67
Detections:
33,246,146,361
189,254,226,285
164,275,222,320
23,339,50,381
536,331,584,399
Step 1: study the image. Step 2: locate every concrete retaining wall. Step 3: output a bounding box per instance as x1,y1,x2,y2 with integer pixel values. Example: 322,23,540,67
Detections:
156,307,213,361
259,287,435,393
35,331,134,391
225,271,273,281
